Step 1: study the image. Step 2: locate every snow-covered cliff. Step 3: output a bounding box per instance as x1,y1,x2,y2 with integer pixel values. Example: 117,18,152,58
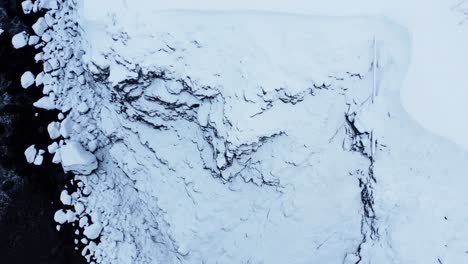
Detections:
14,0,468,263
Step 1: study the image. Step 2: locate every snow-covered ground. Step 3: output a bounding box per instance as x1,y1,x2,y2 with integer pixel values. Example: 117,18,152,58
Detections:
14,0,468,263
82,0,468,152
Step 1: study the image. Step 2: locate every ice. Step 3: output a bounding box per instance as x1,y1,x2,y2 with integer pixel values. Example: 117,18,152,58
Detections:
48,142,59,153
49,58,60,70
87,140,97,152
43,61,53,73
34,52,43,62
0,28,4,35
20,71,35,88
79,216,88,228
54,210,67,224
44,13,55,27
52,150,61,164
11,31,28,49
28,35,40,45
33,95,55,110
59,117,73,138
60,141,98,175
21,1,33,14
60,190,72,205
39,0,59,10
42,31,53,42
77,102,89,113
47,121,61,139
18,0,468,263
83,223,102,240
33,149,45,165
74,202,85,215
32,17,48,36
107,64,138,86
24,144,37,164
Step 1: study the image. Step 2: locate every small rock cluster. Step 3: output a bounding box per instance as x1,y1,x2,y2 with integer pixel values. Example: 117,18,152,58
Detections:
13,0,105,262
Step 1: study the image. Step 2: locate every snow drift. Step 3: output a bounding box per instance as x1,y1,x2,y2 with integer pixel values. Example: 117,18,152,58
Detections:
15,0,468,263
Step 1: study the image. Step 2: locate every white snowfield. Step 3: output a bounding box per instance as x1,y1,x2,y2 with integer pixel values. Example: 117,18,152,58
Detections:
21,0,468,264
60,141,97,175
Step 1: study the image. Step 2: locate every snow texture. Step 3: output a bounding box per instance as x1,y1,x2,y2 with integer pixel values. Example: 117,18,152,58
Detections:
21,1,33,14
24,144,37,164
32,17,48,36
11,31,28,49
20,0,468,264
60,141,97,175
20,71,35,89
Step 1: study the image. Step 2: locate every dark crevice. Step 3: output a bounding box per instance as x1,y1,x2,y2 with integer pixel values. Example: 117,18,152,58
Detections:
344,109,379,263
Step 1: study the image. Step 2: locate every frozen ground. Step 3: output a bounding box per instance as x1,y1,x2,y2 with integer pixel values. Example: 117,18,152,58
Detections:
13,0,468,263
82,0,468,152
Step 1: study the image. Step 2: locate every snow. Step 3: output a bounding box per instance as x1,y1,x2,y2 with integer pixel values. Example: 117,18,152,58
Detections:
19,0,468,263
28,35,40,46
47,121,61,139
33,149,45,165
52,150,61,164
60,190,72,205
11,31,28,49
48,142,59,153
83,223,103,240
22,1,33,14
20,71,35,88
24,144,37,164
59,117,73,138
77,102,89,113
33,95,56,110
74,202,85,215
81,0,468,152
60,141,97,175
54,210,67,224
32,17,48,36
73,6,407,263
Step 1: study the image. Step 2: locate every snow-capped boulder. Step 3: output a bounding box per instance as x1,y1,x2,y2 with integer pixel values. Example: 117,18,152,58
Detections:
28,35,40,46
83,223,102,240
24,144,37,163
33,149,45,165
59,117,73,138
32,17,48,36
12,31,28,49
48,142,59,153
60,190,72,205
54,210,67,224
33,95,55,110
47,121,61,139
60,141,98,175
21,1,33,14
20,71,35,88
